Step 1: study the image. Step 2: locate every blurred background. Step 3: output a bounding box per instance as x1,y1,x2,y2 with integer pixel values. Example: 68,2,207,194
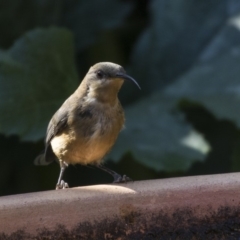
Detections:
1,0,240,195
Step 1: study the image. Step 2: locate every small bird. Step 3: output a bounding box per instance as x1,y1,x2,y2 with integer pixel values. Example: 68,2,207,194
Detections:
34,62,140,189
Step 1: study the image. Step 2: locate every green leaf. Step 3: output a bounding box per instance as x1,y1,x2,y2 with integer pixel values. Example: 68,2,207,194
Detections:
116,1,240,172
117,14,240,172
0,27,78,140
109,93,210,172
130,0,228,93
165,44,240,127
114,0,226,171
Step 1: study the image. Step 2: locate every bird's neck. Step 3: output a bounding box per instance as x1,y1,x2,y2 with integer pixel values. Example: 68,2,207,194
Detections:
89,85,119,106
77,82,121,107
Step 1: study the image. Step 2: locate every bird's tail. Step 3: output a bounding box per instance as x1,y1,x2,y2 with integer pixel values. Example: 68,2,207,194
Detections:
34,153,51,166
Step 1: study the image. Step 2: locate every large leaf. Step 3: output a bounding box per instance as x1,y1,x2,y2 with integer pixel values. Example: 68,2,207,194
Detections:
109,93,210,172
165,17,240,127
165,48,240,127
0,27,78,140
110,0,240,171
130,0,228,94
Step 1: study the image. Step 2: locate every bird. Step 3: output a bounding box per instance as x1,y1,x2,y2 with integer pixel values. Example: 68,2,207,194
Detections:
34,62,140,189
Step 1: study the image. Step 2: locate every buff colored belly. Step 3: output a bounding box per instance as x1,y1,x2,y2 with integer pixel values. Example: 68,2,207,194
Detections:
51,131,117,165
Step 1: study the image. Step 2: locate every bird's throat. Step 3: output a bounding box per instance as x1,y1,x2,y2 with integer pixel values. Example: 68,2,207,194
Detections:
86,84,120,106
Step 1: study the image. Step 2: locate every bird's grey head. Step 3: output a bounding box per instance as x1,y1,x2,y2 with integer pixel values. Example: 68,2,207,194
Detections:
86,62,140,90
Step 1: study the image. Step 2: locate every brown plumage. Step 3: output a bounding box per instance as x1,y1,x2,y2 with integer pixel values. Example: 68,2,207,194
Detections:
34,62,140,189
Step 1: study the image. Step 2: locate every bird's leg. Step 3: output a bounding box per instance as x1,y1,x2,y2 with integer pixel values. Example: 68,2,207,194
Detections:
56,160,69,190
96,164,132,183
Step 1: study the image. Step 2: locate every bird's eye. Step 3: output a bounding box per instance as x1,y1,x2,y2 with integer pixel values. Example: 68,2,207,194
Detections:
96,70,104,79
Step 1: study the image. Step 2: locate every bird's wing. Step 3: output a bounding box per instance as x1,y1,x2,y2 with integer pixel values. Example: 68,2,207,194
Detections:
46,110,68,144
44,107,69,163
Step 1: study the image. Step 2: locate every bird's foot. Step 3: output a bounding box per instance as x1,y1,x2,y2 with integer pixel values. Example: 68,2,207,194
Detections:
56,180,69,190
113,174,132,183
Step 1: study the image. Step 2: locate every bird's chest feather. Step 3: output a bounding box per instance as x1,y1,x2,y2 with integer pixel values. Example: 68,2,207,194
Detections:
51,104,124,165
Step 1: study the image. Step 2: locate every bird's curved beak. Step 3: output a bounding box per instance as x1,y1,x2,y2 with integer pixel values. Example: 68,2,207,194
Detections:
116,73,141,90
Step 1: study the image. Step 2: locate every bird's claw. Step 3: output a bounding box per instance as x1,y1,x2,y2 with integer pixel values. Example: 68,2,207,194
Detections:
56,180,69,190
113,174,132,183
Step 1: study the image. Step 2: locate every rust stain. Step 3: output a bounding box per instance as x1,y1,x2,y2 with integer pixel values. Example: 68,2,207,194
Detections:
119,204,138,224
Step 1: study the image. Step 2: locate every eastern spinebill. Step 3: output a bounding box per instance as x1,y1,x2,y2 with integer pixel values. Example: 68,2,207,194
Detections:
34,62,140,189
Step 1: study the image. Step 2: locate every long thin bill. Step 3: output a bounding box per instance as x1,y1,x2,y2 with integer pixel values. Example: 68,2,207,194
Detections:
116,73,141,90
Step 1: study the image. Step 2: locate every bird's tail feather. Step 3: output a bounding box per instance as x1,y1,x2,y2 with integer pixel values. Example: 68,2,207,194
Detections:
34,153,51,166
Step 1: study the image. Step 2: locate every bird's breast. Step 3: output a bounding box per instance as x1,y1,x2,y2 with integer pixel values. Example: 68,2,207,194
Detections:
51,104,124,165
